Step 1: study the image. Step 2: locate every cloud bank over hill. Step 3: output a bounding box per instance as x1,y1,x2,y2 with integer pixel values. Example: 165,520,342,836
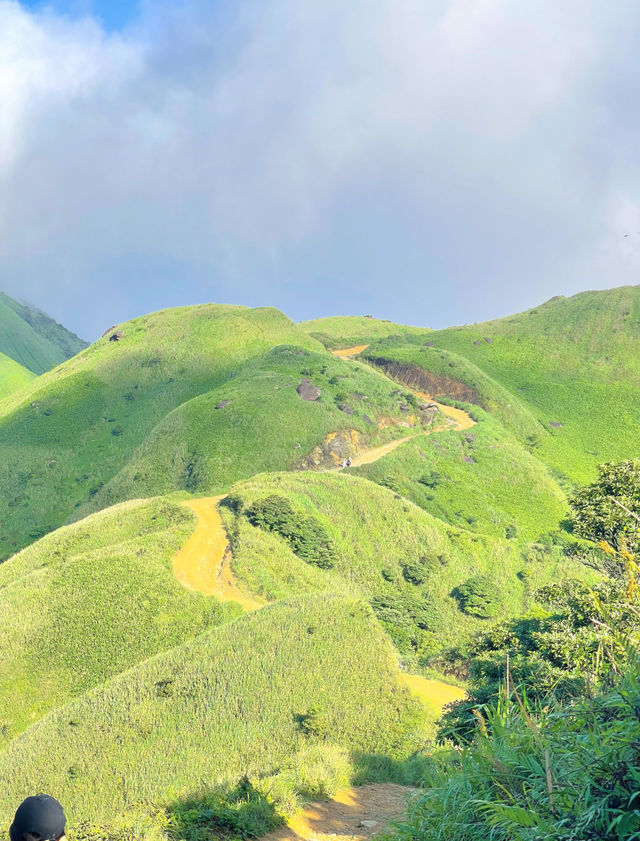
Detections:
1,0,639,338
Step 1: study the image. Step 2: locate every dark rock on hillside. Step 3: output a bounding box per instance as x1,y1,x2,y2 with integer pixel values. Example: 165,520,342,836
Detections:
108,331,124,342
363,414,374,425
215,400,231,410
484,337,493,343
549,421,563,428
338,403,354,415
424,341,435,347
473,340,481,345
297,379,321,401
464,456,476,464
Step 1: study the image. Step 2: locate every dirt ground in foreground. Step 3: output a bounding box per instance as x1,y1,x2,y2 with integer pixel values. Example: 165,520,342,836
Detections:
260,783,416,841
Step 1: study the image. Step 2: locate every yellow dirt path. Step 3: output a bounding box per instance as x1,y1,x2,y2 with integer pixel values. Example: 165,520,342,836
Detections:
172,496,262,610
331,345,370,359
400,673,466,712
260,783,415,841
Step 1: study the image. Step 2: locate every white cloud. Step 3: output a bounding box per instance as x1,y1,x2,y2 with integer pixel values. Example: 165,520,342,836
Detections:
0,0,638,335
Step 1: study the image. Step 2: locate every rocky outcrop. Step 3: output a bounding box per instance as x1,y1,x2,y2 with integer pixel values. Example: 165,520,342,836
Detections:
297,379,321,401
297,429,364,470
366,358,480,405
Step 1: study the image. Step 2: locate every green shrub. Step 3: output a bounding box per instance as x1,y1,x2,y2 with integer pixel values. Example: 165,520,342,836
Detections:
244,495,335,569
453,575,500,618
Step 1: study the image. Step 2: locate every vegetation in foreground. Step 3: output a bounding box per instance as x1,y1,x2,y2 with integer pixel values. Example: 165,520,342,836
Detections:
386,459,640,841
0,594,430,834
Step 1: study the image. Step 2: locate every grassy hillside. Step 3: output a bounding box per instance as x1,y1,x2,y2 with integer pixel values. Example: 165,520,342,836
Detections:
363,287,640,485
85,345,428,514
0,594,426,830
299,315,429,349
351,408,567,541
0,292,87,374
220,472,588,660
0,497,236,744
0,352,34,400
0,305,332,557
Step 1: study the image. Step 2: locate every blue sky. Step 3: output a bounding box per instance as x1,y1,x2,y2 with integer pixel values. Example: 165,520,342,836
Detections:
19,0,140,30
1,0,640,339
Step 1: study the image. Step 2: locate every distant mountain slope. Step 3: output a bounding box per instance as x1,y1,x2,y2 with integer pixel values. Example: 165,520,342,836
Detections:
299,315,429,348
0,352,34,400
361,286,640,485
0,292,87,374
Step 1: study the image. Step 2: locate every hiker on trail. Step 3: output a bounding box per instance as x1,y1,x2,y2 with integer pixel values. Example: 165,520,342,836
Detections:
346,457,352,467
341,459,347,469
9,795,66,841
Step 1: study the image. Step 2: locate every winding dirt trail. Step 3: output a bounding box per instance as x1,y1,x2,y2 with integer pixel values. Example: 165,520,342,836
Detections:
172,496,263,610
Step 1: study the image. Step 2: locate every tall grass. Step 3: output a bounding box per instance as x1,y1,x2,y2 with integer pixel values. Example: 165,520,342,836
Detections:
0,594,430,830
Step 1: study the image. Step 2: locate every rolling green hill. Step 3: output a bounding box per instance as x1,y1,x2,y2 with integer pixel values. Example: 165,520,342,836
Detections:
361,287,640,486
0,593,426,831
0,497,236,744
0,305,433,558
0,292,87,374
220,472,589,658
0,352,34,400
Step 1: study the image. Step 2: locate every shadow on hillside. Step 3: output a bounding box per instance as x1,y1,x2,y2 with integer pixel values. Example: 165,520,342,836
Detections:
165,777,285,841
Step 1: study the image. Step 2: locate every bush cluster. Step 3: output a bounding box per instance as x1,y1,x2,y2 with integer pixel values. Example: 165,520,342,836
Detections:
244,495,335,569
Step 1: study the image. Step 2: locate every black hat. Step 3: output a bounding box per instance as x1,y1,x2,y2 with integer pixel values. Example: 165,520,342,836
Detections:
9,795,66,841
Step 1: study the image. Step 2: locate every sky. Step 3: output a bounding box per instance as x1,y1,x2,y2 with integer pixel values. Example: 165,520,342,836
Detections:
1,0,640,340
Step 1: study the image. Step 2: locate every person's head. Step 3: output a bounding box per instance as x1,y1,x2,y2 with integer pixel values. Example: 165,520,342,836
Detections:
9,796,66,841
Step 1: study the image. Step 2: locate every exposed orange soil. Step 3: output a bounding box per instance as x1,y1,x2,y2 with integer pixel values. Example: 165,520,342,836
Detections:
260,783,415,841
400,673,466,712
331,345,370,359
348,435,417,467
172,496,262,610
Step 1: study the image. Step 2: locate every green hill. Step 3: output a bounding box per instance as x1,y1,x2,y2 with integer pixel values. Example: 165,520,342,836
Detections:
0,292,87,374
361,287,640,486
0,497,235,744
299,315,429,349
0,352,34,400
221,472,588,658
0,593,425,831
0,304,428,559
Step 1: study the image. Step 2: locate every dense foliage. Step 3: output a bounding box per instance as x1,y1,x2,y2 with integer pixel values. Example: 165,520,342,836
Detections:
388,661,640,841
244,494,336,568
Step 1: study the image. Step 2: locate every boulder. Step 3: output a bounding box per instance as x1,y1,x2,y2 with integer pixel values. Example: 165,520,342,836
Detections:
297,379,321,401
549,421,563,428
338,403,354,415
215,400,231,410
108,331,124,342
362,414,374,425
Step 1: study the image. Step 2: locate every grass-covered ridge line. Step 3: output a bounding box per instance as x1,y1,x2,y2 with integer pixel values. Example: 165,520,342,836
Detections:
299,315,429,349
0,593,427,828
0,497,237,744
220,472,586,660
350,408,567,541
0,291,87,374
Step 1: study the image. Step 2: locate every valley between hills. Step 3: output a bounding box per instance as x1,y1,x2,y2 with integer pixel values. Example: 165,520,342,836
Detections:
0,286,639,841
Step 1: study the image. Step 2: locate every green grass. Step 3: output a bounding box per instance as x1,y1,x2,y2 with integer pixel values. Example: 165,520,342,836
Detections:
0,352,34,400
0,593,428,830
364,287,640,485
82,345,433,513
220,472,587,659
0,305,323,557
351,408,567,541
0,291,87,374
299,315,429,349
0,497,237,744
